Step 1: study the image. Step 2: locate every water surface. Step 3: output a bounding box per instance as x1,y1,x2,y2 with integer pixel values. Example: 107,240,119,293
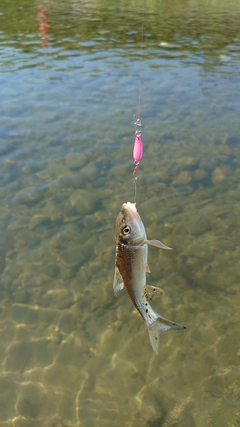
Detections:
0,0,240,426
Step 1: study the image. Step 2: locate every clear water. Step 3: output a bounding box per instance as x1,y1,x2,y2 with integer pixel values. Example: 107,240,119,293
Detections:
0,0,240,426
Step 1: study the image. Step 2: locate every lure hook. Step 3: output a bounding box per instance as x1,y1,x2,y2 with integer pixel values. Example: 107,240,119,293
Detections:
134,115,142,136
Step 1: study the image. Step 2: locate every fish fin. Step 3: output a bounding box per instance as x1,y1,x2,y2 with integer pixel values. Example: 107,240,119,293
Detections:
147,316,186,354
146,264,151,273
113,267,124,293
146,239,172,250
145,285,164,300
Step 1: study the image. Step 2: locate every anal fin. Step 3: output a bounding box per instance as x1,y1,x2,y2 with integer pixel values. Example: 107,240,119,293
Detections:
145,285,164,300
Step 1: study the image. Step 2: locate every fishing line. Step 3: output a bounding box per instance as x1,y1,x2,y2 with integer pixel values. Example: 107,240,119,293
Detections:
132,7,144,204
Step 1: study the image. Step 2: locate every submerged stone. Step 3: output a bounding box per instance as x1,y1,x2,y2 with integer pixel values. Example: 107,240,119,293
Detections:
172,170,192,185
5,341,34,372
29,214,51,231
194,169,208,181
42,289,75,309
59,245,91,268
12,186,42,206
16,382,49,419
11,303,39,325
43,200,63,223
68,190,99,216
14,229,39,249
65,152,89,169
44,263,60,278
0,375,18,421
212,167,226,184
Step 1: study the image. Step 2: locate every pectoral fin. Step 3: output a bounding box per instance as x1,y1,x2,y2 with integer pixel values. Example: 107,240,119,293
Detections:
146,239,172,250
113,267,124,293
145,285,164,300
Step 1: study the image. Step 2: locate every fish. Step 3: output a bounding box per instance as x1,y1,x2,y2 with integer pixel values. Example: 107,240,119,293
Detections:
113,202,186,354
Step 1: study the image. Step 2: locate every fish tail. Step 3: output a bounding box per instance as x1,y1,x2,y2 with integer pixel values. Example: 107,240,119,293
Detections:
147,316,186,354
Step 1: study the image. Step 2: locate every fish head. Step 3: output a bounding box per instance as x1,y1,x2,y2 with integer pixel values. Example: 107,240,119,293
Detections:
115,202,146,246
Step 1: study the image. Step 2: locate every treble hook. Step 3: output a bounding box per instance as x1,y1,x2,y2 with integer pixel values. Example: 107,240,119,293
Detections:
134,115,142,136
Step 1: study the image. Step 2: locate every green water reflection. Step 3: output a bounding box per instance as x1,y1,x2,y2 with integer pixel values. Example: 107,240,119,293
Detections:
0,0,240,426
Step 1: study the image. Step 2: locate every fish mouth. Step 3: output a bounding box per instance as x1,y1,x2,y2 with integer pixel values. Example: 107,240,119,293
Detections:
122,202,139,219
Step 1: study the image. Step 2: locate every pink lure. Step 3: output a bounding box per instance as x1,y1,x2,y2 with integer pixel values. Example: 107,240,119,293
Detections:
133,134,143,163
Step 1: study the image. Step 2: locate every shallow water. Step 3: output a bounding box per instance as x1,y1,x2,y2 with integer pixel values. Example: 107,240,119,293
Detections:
0,0,240,426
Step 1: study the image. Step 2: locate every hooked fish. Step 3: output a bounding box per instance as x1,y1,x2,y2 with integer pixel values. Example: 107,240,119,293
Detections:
113,202,186,354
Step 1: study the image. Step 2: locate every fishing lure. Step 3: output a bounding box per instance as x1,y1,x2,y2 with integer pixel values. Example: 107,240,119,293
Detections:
133,119,143,165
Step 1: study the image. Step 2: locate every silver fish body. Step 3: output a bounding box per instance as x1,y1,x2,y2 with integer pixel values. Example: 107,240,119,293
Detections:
113,202,186,354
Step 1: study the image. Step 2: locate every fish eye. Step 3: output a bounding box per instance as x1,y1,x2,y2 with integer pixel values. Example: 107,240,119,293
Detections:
122,225,131,235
